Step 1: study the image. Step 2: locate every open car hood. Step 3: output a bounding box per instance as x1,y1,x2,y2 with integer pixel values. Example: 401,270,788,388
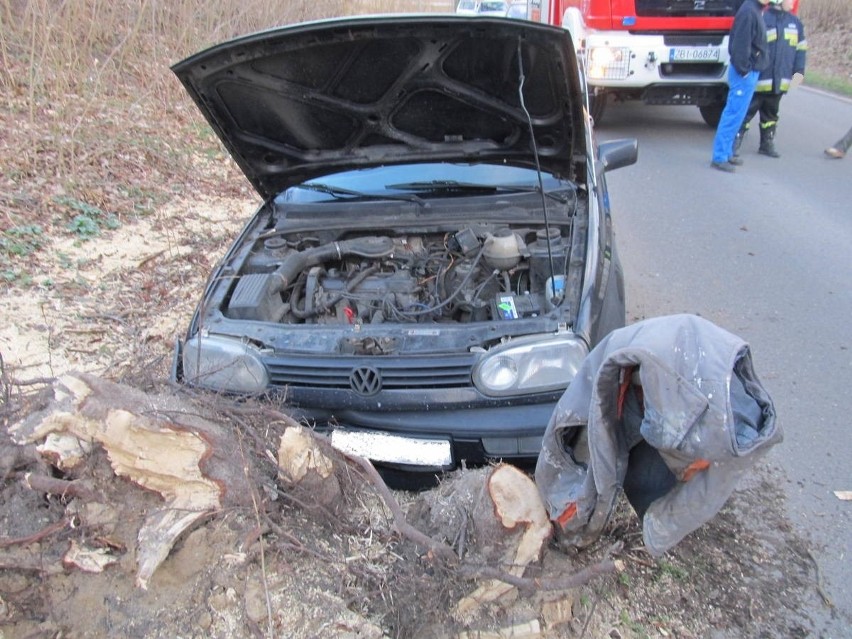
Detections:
172,15,588,200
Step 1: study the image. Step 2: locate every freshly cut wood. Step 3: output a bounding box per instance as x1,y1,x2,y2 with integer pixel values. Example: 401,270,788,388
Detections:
455,464,552,616
277,425,342,512
10,372,255,588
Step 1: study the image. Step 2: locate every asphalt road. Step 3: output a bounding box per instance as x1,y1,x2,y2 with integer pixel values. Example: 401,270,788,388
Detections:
598,86,852,636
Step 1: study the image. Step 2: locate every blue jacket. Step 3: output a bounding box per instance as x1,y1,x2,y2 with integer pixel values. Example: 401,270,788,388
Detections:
728,0,770,76
756,7,807,93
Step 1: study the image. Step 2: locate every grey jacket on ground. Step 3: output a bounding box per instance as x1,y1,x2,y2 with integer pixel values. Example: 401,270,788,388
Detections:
534,314,782,556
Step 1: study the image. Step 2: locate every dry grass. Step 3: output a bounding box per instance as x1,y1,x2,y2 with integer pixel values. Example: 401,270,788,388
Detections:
0,0,452,285
0,0,845,286
797,0,852,32
798,0,852,89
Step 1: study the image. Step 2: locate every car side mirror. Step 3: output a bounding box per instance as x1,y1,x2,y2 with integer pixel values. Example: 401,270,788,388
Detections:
598,138,638,172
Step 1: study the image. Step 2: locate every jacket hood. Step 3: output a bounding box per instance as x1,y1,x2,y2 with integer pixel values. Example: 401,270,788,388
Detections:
172,15,587,200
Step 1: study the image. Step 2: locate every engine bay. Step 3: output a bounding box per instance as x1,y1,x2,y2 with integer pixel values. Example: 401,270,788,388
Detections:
225,222,583,327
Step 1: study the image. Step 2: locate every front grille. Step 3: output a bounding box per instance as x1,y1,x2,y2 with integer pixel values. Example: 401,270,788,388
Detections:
659,62,726,78
662,34,726,46
642,84,728,105
265,354,476,390
635,0,743,18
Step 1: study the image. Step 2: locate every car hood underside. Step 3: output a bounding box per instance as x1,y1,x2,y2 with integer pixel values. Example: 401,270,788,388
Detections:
171,15,587,200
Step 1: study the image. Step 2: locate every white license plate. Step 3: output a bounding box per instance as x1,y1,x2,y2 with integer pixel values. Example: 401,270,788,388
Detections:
331,429,453,468
669,47,720,62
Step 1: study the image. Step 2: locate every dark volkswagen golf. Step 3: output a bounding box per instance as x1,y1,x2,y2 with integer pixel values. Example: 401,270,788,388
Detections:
171,15,637,473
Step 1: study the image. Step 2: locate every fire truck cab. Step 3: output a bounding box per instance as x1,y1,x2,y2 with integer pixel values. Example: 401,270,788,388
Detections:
535,0,788,126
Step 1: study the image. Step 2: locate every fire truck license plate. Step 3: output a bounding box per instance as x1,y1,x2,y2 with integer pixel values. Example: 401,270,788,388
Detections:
669,47,720,62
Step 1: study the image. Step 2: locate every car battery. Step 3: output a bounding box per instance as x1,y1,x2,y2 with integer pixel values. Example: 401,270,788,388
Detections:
493,293,541,320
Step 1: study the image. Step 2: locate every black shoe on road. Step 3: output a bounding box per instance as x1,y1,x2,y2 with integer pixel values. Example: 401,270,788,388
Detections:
711,161,736,173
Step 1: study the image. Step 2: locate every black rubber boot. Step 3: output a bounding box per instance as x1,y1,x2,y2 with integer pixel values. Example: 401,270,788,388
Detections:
758,125,780,158
733,126,747,158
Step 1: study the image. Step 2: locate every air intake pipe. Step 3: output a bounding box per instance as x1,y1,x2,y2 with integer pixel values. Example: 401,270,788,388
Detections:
270,236,395,293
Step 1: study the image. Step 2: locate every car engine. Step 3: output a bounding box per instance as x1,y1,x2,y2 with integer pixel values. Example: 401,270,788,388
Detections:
226,224,578,326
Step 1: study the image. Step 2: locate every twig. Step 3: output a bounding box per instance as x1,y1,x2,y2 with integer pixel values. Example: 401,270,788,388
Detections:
137,249,167,269
578,590,600,639
24,474,100,502
0,518,68,548
458,558,616,592
262,517,334,562
343,452,457,563
8,375,56,387
0,560,65,575
623,552,656,568
63,327,108,335
806,548,835,608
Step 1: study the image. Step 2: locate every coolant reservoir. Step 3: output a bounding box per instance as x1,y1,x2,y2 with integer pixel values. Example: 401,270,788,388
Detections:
483,230,523,271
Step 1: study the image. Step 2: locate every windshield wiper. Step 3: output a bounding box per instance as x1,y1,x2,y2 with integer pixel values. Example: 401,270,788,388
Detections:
298,183,425,206
387,180,572,203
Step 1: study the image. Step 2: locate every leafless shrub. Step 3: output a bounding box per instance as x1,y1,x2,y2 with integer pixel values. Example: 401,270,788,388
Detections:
0,0,452,242
798,0,852,33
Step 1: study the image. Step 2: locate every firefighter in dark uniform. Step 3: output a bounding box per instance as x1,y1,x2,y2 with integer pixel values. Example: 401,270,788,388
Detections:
734,0,807,158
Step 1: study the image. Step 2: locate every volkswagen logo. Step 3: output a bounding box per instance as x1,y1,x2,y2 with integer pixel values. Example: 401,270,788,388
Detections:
350,366,382,396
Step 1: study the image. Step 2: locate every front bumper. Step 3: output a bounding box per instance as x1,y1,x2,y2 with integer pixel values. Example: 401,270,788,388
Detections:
584,32,730,97
296,399,559,470
172,337,560,469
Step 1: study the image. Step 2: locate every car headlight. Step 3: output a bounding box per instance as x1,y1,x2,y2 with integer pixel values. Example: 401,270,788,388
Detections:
587,46,630,80
182,334,269,393
473,335,588,397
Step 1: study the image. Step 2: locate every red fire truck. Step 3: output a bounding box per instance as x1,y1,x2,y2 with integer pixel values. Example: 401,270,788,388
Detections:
534,0,797,126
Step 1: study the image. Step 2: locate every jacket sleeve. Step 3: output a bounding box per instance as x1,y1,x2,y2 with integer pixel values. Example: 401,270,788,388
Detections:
794,17,807,75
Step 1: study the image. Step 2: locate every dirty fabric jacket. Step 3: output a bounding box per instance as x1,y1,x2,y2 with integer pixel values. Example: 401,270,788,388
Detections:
534,314,782,556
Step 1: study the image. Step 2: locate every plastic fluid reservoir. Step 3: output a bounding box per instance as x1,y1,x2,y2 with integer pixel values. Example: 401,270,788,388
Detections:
545,275,566,310
529,228,565,291
483,230,522,271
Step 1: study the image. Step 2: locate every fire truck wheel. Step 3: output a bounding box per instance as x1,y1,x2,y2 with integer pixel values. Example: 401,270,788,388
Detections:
699,103,724,128
589,91,607,125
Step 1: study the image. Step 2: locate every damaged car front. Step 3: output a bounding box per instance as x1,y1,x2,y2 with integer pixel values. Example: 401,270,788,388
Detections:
171,15,637,473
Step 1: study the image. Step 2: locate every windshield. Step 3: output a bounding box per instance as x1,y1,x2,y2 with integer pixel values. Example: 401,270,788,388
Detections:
277,163,573,204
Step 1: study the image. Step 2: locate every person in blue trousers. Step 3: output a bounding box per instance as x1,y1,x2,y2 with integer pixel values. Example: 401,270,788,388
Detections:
711,0,772,173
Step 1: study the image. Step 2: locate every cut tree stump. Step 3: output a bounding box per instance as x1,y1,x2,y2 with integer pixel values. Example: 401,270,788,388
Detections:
10,372,257,588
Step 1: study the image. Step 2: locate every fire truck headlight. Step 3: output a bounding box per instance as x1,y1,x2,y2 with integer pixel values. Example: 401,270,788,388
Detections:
587,46,630,80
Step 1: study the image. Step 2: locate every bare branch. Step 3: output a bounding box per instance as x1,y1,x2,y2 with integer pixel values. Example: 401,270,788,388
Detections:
458,558,616,592
24,473,100,502
342,451,457,563
0,518,68,549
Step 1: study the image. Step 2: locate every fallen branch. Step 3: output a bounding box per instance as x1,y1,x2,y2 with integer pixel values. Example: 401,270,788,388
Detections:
24,473,100,502
0,560,66,575
806,548,834,608
0,518,68,549
458,558,616,592
343,451,457,563
8,376,57,387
